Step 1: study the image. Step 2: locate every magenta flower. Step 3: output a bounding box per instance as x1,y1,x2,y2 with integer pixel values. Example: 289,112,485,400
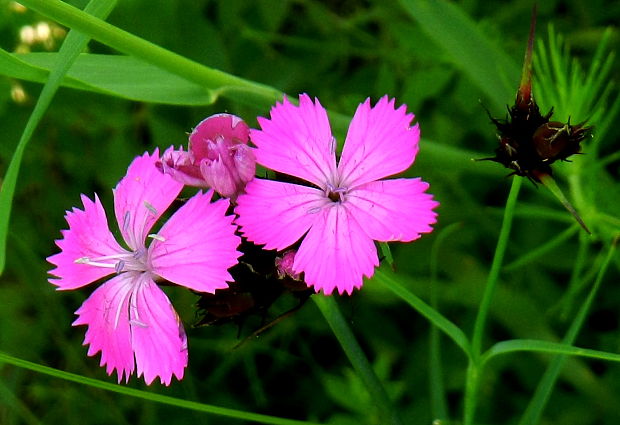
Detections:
47,150,241,385
158,114,256,199
235,95,438,295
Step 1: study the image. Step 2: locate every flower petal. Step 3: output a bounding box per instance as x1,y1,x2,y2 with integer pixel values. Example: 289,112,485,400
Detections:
235,179,326,250
114,150,183,251
347,178,439,242
294,205,378,295
72,274,135,383
48,194,125,290
250,94,337,187
189,113,250,159
130,276,188,386
338,96,420,187
157,145,208,187
150,190,241,293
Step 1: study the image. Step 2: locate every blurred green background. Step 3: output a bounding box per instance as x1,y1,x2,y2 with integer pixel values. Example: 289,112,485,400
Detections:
1,0,619,424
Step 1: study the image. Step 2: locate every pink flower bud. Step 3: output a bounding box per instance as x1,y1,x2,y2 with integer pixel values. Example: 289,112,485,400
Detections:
275,250,300,280
159,114,256,199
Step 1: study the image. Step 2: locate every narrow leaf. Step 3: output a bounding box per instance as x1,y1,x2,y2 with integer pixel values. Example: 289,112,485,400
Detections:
0,52,216,105
17,0,283,109
482,339,620,364
0,351,321,425
0,0,117,274
312,295,403,425
372,267,472,357
398,0,519,110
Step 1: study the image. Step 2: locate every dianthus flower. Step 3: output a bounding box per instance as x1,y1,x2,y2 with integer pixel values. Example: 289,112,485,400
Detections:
235,95,438,295
158,114,256,199
47,150,241,385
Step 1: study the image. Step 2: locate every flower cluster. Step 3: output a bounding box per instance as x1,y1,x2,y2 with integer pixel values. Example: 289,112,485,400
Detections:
48,94,438,385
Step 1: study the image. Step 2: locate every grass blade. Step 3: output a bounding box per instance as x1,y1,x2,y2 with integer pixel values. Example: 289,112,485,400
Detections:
0,0,117,274
516,238,617,425
17,0,283,109
0,351,322,425
398,0,519,110
313,295,403,425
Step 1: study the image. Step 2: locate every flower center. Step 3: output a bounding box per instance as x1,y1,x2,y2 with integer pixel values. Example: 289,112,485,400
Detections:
326,182,347,203
74,247,149,274
73,210,164,274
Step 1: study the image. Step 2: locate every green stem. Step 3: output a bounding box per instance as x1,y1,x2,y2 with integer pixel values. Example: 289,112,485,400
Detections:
517,237,618,425
0,351,322,425
17,0,283,107
312,295,403,425
503,224,579,271
429,223,463,421
471,177,522,354
464,177,522,425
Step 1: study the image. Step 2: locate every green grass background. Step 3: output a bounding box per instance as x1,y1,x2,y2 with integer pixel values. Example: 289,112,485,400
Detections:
1,0,619,424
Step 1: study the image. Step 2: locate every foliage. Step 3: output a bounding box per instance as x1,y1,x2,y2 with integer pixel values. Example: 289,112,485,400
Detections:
1,0,619,424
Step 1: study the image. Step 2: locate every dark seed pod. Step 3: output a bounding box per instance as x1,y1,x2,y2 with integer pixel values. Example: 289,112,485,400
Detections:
481,6,592,183
479,6,593,234
532,121,590,162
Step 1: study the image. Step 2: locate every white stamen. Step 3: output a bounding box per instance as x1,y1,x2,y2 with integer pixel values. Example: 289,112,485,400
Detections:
115,260,125,274
144,201,158,216
129,319,148,328
123,210,131,232
148,233,165,242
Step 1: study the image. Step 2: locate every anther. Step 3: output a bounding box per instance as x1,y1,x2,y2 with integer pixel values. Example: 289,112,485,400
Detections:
144,201,158,216
115,260,125,274
129,319,148,328
123,210,131,232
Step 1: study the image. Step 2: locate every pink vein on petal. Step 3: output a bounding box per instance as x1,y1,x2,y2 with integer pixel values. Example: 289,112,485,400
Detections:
72,273,135,383
150,191,241,293
250,94,337,187
338,96,420,187
47,194,126,290
235,179,326,250
130,277,188,386
293,205,378,295
113,150,183,250
346,178,439,242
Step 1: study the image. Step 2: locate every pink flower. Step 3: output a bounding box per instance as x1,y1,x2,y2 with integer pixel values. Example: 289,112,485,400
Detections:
275,250,300,280
47,150,241,385
235,95,438,295
158,114,256,199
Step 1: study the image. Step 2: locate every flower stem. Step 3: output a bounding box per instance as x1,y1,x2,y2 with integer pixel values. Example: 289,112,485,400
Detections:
464,177,522,425
518,236,618,425
312,295,403,425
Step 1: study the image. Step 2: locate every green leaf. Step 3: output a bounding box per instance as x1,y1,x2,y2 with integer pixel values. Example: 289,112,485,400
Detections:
503,224,579,271
0,0,117,275
428,223,463,421
0,351,321,425
312,295,403,425
2,52,216,105
398,0,519,110
481,339,620,365
17,0,283,109
518,239,617,425
372,267,472,357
